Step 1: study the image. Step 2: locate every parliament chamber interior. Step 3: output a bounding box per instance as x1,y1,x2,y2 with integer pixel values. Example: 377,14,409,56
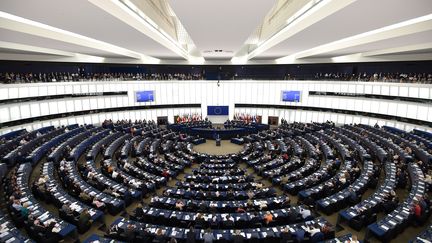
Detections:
0,1,432,243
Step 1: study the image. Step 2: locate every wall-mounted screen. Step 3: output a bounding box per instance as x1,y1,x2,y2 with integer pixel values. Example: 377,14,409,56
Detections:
282,91,301,102
207,106,229,115
136,91,155,102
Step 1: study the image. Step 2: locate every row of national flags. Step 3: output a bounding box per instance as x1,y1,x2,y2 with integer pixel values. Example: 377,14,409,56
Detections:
176,113,203,123
234,113,259,123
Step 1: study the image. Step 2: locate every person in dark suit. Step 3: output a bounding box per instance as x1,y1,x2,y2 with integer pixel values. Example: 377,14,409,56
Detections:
138,228,153,242
195,213,206,229
184,189,192,199
279,227,293,243
210,216,219,229
33,219,47,235
293,227,305,242
45,221,59,242
78,209,92,226
61,202,74,217
223,215,235,228
134,203,145,220
288,208,299,223
124,224,136,241
186,226,196,243
347,187,358,204
232,229,244,243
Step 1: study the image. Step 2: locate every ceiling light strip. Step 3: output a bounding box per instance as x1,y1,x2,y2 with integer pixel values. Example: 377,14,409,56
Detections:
117,0,202,61
0,11,159,62
277,13,432,63
233,0,357,62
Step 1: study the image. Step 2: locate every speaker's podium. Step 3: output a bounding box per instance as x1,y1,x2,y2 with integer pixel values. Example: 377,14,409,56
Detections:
214,133,221,146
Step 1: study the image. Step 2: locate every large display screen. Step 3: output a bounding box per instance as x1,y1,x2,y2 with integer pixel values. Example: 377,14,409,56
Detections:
136,91,155,102
282,91,301,102
207,106,229,115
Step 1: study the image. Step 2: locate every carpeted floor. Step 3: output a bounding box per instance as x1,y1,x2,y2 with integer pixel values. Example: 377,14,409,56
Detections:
193,139,245,155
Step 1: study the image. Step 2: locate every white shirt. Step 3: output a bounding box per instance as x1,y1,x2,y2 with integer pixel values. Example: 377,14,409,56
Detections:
307,227,321,236
300,209,311,219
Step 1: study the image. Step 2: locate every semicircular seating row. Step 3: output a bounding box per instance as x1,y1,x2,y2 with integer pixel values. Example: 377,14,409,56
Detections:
0,120,431,243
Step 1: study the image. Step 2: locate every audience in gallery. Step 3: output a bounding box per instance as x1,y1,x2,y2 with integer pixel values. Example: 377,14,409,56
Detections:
284,72,432,83
2,70,431,83
0,71,204,83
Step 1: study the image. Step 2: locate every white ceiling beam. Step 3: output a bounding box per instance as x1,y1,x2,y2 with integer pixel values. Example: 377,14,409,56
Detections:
277,14,432,63
234,0,358,62
362,42,432,57
88,0,202,62
0,52,107,63
329,52,432,63
0,41,82,57
0,11,159,62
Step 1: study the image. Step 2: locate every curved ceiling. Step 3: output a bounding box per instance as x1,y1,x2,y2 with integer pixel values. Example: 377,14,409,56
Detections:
0,0,431,65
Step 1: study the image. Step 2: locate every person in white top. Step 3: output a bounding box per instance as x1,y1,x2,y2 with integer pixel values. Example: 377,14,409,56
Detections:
258,200,268,210
112,170,118,179
37,176,48,185
0,224,8,233
175,200,185,210
306,225,321,236
300,208,311,219
344,235,360,243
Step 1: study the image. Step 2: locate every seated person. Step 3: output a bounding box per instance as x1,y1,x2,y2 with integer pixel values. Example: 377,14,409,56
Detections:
279,227,292,243
107,224,123,238
134,204,145,219
232,229,244,243
19,202,30,219
33,219,47,234
223,215,235,228
236,206,246,213
92,198,106,210
348,187,358,204
79,191,92,203
210,215,219,228
258,200,268,210
195,213,206,228
138,228,153,242
11,199,23,212
306,224,321,237
263,211,274,225
348,235,360,243
61,202,74,217
300,207,312,220
153,228,166,243
78,208,92,229
249,212,260,226
412,199,423,222
124,224,136,241
293,227,305,242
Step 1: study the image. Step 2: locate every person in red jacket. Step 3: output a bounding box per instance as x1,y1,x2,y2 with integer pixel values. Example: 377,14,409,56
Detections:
162,168,170,178
413,200,422,218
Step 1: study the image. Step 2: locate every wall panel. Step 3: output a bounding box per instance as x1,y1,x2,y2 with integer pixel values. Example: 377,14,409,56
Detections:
1,80,431,134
